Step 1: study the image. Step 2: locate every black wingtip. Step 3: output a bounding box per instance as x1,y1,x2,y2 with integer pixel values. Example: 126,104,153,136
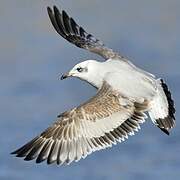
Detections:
47,6,51,12
11,149,26,157
10,151,16,155
36,158,44,164
47,5,61,15
24,156,34,161
53,5,60,14
160,79,176,120
62,10,68,17
159,127,170,135
11,148,20,155
11,149,25,157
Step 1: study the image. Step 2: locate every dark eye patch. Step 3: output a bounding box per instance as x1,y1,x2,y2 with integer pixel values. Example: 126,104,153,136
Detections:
76,67,83,72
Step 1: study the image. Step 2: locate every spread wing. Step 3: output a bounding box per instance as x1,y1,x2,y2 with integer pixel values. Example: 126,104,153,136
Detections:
47,6,119,59
12,82,148,165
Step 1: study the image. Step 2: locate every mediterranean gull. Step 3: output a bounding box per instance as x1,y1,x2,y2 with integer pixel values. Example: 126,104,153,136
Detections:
11,5,175,165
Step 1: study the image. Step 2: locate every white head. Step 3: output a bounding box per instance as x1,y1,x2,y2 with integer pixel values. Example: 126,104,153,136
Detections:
61,60,104,88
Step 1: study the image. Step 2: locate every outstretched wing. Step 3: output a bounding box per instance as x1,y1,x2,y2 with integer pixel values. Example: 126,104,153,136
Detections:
47,6,119,59
12,82,148,165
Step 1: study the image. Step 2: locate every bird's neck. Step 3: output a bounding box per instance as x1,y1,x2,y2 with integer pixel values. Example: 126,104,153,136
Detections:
84,64,106,89
86,73,104,89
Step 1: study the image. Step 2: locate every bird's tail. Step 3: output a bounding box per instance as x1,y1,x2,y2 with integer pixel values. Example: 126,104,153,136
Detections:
148,79,175,135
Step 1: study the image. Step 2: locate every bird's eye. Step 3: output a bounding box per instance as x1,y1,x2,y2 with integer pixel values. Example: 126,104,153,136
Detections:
76,67,83,72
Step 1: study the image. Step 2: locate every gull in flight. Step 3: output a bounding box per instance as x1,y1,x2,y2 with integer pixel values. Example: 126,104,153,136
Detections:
12,5,175,165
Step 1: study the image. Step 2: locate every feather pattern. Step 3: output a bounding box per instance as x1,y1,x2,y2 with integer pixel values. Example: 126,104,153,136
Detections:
11,5,175,166
12,82,148,165
47,6,119,59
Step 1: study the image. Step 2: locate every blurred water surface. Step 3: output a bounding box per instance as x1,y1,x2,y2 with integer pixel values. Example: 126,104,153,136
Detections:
0,0,180,180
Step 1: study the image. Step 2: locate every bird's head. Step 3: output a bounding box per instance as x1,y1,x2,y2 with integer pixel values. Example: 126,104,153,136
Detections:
61,60,103,88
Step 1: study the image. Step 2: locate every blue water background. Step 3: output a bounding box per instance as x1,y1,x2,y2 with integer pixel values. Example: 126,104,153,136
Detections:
0,0,180,179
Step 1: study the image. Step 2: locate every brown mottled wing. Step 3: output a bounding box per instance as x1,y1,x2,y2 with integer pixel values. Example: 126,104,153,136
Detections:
11,82,148,165
47,6,119,59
